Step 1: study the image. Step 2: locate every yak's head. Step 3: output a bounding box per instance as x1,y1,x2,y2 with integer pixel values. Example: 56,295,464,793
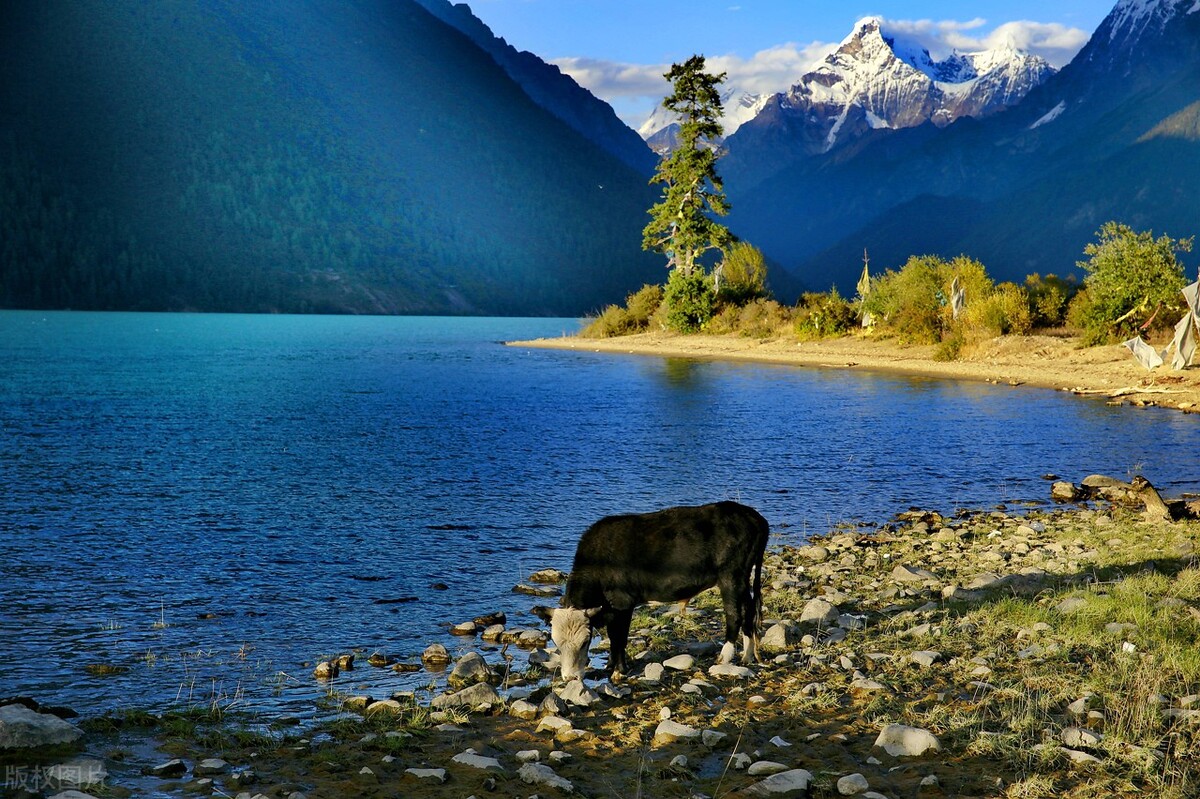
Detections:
549,606,601,681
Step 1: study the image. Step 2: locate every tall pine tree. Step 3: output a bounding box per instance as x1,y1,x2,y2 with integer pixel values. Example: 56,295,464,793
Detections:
642,56,733,277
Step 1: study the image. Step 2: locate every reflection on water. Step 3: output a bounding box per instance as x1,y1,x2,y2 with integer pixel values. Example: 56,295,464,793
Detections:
2,310,1199,717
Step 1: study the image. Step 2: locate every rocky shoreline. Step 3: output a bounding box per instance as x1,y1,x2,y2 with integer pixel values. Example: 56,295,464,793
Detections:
4,476,1200,798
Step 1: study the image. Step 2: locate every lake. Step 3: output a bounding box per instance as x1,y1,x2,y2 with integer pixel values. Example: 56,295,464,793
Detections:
3,311,1199,717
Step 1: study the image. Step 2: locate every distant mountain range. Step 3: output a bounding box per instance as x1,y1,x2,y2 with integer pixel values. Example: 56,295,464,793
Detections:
0,0,662,314
721,0,1200,292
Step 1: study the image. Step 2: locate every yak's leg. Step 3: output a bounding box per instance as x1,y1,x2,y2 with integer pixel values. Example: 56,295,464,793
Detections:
606,607,634,678
741,578,760,664
717,576,744,665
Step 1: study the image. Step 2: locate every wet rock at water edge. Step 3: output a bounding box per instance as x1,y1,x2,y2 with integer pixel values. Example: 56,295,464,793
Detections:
335,654,354,671
431,683,502,711
528,568,568,584
312,661,337,680
193,758,230,776
450,621,478,636
513,583,561,598
480,624,506,642
474,611,507,627
448,652,492,687
0,703,84,750
366,652,393,667
421,644,452,666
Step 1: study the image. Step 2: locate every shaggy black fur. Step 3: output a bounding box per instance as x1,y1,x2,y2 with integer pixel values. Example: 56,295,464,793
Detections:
562,500,769,674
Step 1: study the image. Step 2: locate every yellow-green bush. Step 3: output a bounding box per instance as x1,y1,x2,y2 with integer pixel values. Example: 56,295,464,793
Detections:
1024,273,1078,328
736,299,791,338
717,241,770,305
961,282,1033,337
794,288,857,340
579,283,663,338
863,255,993,344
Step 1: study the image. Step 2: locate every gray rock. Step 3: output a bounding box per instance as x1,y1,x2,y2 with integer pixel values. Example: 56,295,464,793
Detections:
193,758,230,776
702,729,727,746
431,682,502,711
0,704,83,750
892,564,937,583
528,568,568,584
518,762,574,792
747,760,789,776
800,599,840,626
557,679,599,708
708,663,754,678
1062,727,1104,748
421,643,451,665
1051,482,1079,502
536,715,573,735
539,692,569,717
451,749,504,772
642,662,665,682
404,768,447,783
652,719,701,747
837,772,870,795
873,724,941,757
663,654,695,671
508,700,537,719
516,749,540,762
737,768,813,796
910,650,941,667
761,621,804,652
449,652,492,687
46,757,106,788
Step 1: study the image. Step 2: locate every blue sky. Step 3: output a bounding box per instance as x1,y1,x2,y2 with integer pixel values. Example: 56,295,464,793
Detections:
468,0,1119,126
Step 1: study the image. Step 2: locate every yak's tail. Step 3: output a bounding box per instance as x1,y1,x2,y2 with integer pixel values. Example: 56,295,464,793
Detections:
750,515,767,635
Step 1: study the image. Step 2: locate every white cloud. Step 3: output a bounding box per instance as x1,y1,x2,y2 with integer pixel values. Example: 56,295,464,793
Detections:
881,18,1090,68
555,17,1091,129
553,41,834,126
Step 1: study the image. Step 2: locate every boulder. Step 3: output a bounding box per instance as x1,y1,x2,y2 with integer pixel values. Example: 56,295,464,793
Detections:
46,757,106,788
0,704,83,750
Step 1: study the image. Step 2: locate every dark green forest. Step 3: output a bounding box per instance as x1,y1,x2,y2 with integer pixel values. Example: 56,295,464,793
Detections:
0,0,663,315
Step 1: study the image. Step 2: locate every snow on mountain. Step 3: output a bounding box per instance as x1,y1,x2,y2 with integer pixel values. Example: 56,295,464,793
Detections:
764,17,1055,152
638,85,769,151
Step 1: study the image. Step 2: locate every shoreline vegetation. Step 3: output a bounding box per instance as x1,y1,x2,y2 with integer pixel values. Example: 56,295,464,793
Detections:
8,482,1200,798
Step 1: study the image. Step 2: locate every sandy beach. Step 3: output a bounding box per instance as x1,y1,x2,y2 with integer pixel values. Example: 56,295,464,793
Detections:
511,331,1200,413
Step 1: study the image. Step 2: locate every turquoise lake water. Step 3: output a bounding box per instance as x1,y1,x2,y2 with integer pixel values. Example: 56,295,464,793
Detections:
2,311,1199,715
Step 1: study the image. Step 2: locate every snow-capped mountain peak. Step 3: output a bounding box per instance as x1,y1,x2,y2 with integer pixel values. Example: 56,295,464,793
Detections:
765,16,1054,152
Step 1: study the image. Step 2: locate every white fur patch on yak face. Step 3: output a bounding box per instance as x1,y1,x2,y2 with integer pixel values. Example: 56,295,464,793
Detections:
550,607,595,681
